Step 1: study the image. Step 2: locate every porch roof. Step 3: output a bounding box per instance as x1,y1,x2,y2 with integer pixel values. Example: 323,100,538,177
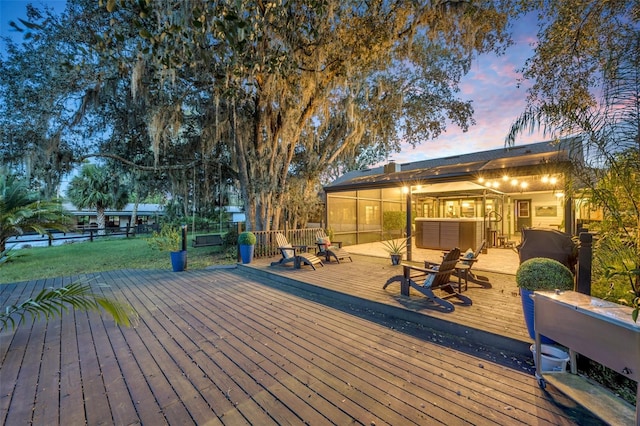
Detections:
325,138,581,193
411,180,504,197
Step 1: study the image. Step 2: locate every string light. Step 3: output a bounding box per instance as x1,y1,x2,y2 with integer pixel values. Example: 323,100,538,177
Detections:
476,173,563,191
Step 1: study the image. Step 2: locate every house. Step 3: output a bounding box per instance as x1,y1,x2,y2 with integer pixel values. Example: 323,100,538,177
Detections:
62,202,164,230
323,138,591,251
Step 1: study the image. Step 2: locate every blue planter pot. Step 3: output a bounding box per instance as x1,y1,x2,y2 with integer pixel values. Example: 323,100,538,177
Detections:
239,245,254,264
170,250,187,272
520,289,554,344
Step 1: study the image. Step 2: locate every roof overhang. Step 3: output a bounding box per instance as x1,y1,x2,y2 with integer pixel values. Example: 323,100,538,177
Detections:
325,162,485,192
325,148,574,193
411,181,504,197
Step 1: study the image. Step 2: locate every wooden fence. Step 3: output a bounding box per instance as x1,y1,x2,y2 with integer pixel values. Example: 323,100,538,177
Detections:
252,228,322,258
6,227,137,248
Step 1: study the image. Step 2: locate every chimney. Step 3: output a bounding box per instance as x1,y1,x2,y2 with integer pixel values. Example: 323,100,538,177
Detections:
384,162,401,173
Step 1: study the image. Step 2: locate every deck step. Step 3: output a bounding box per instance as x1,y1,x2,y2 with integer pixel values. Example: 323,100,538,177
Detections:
545,373,636,426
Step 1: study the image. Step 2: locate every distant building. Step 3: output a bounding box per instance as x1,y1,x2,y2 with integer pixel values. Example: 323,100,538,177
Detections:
62,202,164,229
224,205,246,223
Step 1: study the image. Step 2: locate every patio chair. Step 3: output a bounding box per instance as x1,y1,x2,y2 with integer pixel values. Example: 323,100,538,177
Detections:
383,248,472,311
315,230,352,264
271,233,323,270
444,240,487,285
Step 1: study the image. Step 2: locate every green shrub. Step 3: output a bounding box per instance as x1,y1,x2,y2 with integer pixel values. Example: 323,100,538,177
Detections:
224,229,238,247
383,211,405,232
238,231,256,245
516,257,574,291
146,225,182,252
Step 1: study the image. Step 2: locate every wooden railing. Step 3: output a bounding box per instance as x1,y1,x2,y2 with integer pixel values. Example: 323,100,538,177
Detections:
252,228,322,258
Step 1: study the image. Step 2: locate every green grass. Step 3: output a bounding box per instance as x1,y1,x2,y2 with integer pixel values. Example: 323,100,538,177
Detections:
1,236,236,284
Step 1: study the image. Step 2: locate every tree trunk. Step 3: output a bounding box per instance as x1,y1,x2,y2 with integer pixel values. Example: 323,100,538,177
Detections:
97,205,106,236
130,200,138,234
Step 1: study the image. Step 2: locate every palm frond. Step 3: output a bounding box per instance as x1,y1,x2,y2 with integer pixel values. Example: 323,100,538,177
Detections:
0,280,138,332
0,247,26,265
1,174,72,254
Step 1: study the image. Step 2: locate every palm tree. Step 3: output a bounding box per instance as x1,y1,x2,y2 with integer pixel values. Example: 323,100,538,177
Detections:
0,173,72,256
66,164,129,236
506,18,640,322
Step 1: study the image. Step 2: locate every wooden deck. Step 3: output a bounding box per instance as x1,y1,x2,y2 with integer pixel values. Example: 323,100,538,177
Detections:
0,257,606,425
247,254,531,353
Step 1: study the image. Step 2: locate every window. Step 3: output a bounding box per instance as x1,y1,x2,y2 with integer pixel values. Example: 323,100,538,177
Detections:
327,196,357,232
517,201,530,218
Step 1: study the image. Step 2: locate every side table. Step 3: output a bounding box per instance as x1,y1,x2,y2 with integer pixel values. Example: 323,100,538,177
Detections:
454,264,470,292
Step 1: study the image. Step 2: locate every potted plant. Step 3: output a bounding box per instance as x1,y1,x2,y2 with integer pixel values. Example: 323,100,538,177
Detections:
238,231,256,264
381,238,407,265
147,225,186,272
516,257,574,342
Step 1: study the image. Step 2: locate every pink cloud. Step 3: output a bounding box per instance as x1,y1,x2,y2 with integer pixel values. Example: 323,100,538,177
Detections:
390,14,545,164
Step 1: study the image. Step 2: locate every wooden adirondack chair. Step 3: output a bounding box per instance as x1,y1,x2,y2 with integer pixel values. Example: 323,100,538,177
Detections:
271,233,323,270
383,248,472,311
315,230,352,263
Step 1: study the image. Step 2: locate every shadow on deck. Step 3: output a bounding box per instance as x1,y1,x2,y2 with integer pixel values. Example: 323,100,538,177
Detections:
243,252,531,357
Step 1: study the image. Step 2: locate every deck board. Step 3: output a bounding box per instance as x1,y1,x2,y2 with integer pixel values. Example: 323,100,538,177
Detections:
207,277,469,424
202,279,413,424
250,254,532,347
77,308,114,425
6,312,46,424
58,309,86,426
32,309,62,425
218,271,565,425
0,258,607,425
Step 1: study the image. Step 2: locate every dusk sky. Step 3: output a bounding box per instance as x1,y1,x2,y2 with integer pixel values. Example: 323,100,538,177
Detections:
1,0,547,164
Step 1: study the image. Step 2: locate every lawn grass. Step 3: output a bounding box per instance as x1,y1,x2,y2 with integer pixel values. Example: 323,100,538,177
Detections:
1,236,236,284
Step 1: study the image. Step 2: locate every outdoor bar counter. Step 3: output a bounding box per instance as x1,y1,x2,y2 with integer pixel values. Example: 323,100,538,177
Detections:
415,217,484,251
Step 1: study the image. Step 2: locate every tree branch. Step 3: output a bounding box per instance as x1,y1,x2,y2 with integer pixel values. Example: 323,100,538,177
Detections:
78,153,201,171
